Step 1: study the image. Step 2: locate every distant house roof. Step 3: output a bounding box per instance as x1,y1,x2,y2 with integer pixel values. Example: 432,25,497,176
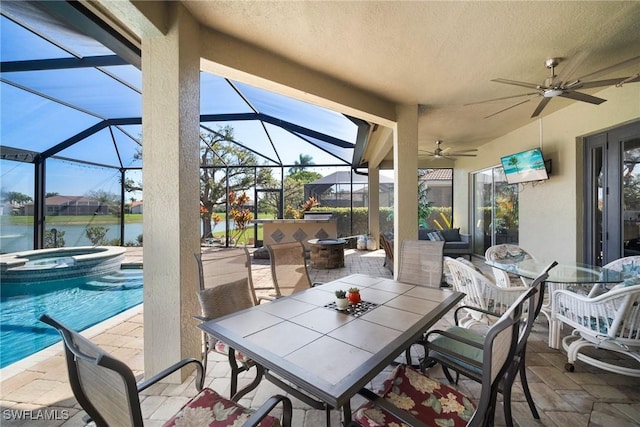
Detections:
45,195,102,205
309,171,394,185
420,169,453,181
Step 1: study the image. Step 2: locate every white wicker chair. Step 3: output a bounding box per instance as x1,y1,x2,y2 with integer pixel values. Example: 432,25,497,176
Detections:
552,284,640,377
445,257,530,328
484,244,535,288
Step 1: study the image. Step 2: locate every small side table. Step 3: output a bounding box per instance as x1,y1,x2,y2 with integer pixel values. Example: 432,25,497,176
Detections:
308,238,346,269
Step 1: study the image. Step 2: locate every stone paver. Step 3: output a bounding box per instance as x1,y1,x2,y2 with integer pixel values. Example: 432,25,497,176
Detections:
0,248,638,426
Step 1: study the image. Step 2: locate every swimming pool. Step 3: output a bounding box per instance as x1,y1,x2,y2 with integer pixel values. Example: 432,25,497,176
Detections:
0,268,143,368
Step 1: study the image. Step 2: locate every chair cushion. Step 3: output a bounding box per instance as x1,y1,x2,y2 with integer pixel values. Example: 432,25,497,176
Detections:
163,387,280,427
353,365,475,427
428,326,484,375
213,339,253,364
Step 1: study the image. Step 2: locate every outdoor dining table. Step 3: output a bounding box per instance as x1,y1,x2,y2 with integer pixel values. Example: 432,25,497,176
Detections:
198,273,464,426
485,258,625,348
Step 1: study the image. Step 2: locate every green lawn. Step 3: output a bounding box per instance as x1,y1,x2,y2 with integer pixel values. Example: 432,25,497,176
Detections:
3,214,143,225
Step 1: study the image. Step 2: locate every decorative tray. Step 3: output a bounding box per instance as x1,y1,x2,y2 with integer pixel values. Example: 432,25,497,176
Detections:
324,300,378,317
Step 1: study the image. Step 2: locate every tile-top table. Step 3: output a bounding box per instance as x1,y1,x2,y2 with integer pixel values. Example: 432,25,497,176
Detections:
199,273,464,426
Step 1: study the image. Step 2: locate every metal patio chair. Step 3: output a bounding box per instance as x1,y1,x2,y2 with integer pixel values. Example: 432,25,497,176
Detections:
423,261,557,427
353,285,534,427
397,239,445,288
39,314,292,427
266,241,316,298
194,247,261,400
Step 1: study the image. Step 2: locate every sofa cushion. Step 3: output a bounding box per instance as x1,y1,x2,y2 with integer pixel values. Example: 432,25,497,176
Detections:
428,231,445,241
443,241,469,250
441,228,461,242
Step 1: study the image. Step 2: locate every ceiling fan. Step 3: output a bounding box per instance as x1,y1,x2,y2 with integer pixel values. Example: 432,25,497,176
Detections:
467,52,640,119
420,140,477,160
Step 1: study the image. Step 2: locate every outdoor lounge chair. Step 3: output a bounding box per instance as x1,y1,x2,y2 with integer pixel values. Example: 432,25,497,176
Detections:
423,262,557,427
445,256,530,328
353,285,535,427
194,248,262,400
39,314,292,427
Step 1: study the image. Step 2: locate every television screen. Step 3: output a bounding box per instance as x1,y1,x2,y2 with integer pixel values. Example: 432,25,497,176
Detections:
500,148,549,185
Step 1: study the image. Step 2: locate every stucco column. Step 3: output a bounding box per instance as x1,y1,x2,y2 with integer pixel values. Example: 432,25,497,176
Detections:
142,5,201,380
368,167,380,249
393,105,419,276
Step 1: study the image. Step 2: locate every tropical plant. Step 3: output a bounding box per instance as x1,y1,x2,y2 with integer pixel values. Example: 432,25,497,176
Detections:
229,191,253,246
44,229,65,248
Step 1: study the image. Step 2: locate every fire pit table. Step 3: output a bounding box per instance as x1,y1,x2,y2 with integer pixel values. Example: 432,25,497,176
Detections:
308,238,346,269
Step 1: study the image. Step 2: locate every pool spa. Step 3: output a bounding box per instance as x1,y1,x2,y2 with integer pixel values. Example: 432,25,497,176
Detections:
0,247,143,368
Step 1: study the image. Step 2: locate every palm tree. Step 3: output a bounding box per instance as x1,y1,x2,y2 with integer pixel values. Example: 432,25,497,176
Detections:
289,154,314,174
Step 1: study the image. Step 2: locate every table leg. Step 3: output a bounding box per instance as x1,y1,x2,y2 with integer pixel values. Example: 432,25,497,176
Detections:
341,401,352,427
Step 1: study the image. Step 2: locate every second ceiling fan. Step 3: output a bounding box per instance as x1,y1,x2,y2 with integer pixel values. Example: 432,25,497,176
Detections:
420,140,477,160
468,52,640,119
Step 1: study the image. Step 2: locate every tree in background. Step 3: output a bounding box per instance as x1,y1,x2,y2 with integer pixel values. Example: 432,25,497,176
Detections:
85,189,120,215
1,191,32,205
199,125,275,239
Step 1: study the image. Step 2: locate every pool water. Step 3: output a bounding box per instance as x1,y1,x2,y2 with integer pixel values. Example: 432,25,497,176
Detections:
0,269,143,368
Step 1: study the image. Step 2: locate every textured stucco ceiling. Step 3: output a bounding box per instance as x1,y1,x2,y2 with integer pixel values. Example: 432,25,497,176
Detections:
182,1,640,162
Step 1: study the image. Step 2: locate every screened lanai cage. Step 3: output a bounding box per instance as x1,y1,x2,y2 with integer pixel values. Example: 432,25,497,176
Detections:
0,1,373,253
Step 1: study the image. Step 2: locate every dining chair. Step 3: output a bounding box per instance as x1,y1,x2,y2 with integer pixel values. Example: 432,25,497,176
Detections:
445,256,530,328
397,239,445,366
587,255,640,297
397,239,445,288
194,247,262,400
266,241,316,298
353,285,534,427
422,261,557,427
39,314,292,427
552,282,640,377
484,244,535,288
379,232,394,274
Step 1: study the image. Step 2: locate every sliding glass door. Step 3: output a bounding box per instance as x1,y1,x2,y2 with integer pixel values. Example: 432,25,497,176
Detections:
584,121,640,265
472,166,519,257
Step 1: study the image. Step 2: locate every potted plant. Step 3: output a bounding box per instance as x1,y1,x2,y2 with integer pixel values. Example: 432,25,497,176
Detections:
335,290,349,310
348,287,361,304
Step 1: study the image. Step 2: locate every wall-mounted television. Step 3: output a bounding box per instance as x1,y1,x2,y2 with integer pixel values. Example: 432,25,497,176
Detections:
500,147,550,185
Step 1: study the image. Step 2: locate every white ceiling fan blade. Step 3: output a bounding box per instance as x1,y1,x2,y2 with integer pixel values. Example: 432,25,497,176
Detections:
531,97,552,118
491,78,540,90
553,51,589,85
559,90,606,105
485,98,532,119
575,55,640,82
